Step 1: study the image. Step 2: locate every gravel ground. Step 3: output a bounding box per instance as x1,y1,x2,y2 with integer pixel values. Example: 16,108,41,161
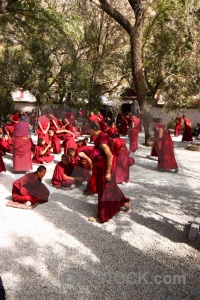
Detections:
0,133,200,300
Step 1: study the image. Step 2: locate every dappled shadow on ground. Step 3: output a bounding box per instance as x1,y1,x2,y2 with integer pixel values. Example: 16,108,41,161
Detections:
1,192,200,300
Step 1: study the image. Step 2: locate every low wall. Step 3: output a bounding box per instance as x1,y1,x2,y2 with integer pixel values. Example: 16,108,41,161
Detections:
151,107,200,127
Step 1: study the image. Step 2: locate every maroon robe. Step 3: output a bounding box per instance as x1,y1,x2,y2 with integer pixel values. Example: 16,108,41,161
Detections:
0,137,12,153
182,118,193,142
49,116,59,132
12,172,49,203
107,126,118,137
118,114,128,136
0,153,6,172
89,115,99,123
33,144,54,164
49,134,61,154
81,124,89,135
92,132,129,223
174,116,182,136
63,135,77,154
51,161,75,188
37,115,50,144
114,137,133,183
158,129,178,170
129,128,139,152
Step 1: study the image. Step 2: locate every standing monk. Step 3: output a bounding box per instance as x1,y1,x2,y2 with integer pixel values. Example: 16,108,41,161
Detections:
12,115,32,172
174,114,182,136
182,115,193,142
129,114,140,152
12,165,49,206
88,123,130,223
37,115,50,144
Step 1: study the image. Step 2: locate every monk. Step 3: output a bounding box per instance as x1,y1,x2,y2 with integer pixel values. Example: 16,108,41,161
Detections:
0,151,6,173
129,114,140,152
3,114,19,137
33,138,54,164
182,115,193,142
49,129,61,154
67,148,90,181
49,114,59,132
51,154,84,189
0,134,12,154
151,118,178,172
37,115,50,144
12,166,49,206
88,122,130,223
107,122,118,138
88,112,99,123
97,111,105,131
12,115,32,172
113,136,134,184
174,114,182,136
118,112,128,136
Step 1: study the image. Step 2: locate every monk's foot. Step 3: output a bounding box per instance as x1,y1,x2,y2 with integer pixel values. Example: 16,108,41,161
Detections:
88,216,100,223
83,190,93,196
154,167,160,171
174,168,179,173
25,201,32,207
70,184,76,190
124,200,131,213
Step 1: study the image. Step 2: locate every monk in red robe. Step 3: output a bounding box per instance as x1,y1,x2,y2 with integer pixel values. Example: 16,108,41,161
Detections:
51,154,84,189
129,115,140,152
182,115,193,142
49,114,59,132
49,129,61,154
67,148,90,181
37,115,50,144
97,111,105,131
174,114,182,136
12,115,32,172
3,114,19,137
0,134,12,154
151,119,178,172
33,138,54,164
88,112,99,123
113,136,134,184
0,151,6,173
88,123,130,223
118,113,128,136
107,122,118,137
12,166,49,206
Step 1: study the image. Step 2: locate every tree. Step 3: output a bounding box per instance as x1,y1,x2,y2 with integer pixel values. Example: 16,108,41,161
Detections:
90,0,152,144
0,0,18,13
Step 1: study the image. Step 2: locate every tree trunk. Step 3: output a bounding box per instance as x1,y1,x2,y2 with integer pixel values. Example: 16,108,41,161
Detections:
130,29,152,145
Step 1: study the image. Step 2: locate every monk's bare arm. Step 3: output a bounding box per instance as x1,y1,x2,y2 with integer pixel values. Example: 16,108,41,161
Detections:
78,152,92,170
41,143,51,155
99,143,113,181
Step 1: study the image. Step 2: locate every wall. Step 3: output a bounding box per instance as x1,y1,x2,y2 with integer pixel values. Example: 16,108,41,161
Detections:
151,107,200,127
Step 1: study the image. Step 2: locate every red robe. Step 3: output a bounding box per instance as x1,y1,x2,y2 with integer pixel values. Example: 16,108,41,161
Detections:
182,118,193,142
174,116,182,136
114,137,133,183
37,115,50,144
118,114,128,136
0,137,12,153
0,153,6,172
89,115,99,123
49,134,61,154
33,144,54,164
129,128,139,152
107,126,118,137
63,135,77,154
49,116,59,132
12,137,32,172
12,172,49,203
51,161,75,188
158,129,178,170
91,132,129,223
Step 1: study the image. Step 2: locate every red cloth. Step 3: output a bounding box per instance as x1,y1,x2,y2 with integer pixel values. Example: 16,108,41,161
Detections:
92,132,129,223
107,126,118,137
77,145,94,157
14,121,29,137
0,137,12,153
49,134,61,154
129,128,138,152
158,130,178,170
89,115,99,123
182,118,193,142
98,114,105,131
174,116,182,136
65,112,75,124
12,137,32,171
118,114,128,136
33,144,54,164
11,114,19,122
51,161,75,188
4,122,16,136
37,115,50,144
0,153,6,172
49,116,59,132
12,172,49,203
63,135,77,154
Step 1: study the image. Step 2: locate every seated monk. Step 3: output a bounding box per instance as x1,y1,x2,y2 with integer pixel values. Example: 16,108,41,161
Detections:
51,154,85,190
0,134,12,154
12,166,49,206
33,138,54,164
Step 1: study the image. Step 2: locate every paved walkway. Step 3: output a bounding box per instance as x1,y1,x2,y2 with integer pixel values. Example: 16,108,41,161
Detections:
0,133,199,300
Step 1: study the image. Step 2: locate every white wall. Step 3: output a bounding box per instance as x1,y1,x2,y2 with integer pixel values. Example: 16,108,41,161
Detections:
151,107,200,127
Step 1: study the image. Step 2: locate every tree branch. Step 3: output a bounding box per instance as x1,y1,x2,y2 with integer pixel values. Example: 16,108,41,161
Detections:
0,0,18,13
90,0,133,35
